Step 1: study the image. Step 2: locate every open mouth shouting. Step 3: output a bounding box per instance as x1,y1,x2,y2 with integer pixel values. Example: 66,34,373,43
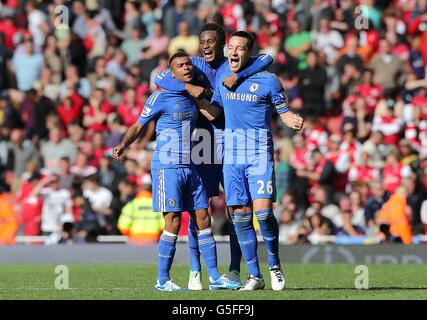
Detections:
203,49,214,61
182,70,193,81
229,56,240,71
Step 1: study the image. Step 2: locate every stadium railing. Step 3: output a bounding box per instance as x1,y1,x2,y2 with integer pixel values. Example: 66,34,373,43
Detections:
14,235,427,245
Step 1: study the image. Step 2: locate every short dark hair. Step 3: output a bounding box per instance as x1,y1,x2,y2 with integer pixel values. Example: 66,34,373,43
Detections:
84,174,100,185
200,23,226,46
363,68,374,75
229,31,255,50
168,50,189,66
311,148,322,155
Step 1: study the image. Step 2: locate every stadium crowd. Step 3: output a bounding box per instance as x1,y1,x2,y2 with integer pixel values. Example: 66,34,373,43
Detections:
1,0,427,245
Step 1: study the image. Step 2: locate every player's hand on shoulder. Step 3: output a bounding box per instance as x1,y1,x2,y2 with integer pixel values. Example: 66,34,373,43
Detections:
185,83,205,99
222,73,239,90
112,144,125,161
282,111,304,131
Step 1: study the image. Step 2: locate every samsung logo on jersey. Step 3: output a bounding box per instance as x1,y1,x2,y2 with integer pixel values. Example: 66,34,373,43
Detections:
224,92,258,102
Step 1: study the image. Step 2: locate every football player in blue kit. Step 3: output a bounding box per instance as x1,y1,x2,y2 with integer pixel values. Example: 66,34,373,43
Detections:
112,52,241,292
154,23,273,290
194,31,304,290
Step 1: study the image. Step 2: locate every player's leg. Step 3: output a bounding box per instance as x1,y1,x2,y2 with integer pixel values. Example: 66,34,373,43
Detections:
156,211,182,289
249,158,285,290
187,162,219,288
220,165,243,279
252,198,280,268
187,215,202,278
226,206,242,280
209,162,242,281
152,168,186,291
229,204,265,291
224,163,264,290
189,208,220,281
186,167,240,290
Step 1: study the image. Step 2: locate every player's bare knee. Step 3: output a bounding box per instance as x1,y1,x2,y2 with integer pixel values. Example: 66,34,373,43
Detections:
232,205,252,215
195,209,211,230
253,199,273,213
164,212,181,234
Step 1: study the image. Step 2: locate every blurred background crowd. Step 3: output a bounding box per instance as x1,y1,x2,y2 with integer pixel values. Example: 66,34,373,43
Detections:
1,0,427,245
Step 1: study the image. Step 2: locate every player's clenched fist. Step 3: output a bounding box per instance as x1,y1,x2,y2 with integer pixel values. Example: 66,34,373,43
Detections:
281,111,304,131
112,144,125,161
222,73,239,90
185,83,205,99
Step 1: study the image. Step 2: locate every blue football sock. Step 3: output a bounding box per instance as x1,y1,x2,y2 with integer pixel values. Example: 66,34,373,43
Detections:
255,209,280,268
227,221,242,272
157,230,177,285
198,228,220,281
231,212,261,278
188,218,201,272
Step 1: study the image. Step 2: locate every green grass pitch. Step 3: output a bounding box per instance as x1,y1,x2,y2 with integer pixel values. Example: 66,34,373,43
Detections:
1,263,427,299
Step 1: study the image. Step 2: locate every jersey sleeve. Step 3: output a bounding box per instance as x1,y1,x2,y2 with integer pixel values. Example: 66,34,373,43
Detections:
137,91,164,126
237,54,273,79
154,56,206,92
154,69,185,92
269,75,289,114
210,83,223,109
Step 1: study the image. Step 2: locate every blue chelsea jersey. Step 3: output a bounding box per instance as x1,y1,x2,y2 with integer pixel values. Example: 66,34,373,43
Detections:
154,54,273,133
137,90,198,169
211,70,289,155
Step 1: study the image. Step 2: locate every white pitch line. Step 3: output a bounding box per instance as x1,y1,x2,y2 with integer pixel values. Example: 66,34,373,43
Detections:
0,287,146,291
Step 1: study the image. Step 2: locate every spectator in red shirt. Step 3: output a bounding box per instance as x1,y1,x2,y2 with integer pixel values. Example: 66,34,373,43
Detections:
117,88,144,127
56,88,85,128
340,123,362,164
304,116,328,153
296,148,336,199
412,87,427,121
218,0,246,33
382,149,411,194
372,92,404,145
356,68,383,115
70,151,97,178
325,134,350,192
290,134,310,171
18,172,42,236
83,87,114,133
348,152,380,185
0,14,18,51
408,10,427,65
92,131,109,167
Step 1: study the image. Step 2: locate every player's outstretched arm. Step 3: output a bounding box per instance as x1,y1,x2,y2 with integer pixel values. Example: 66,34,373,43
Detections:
280,111,304,132
154,69,186,92
194,98,223,121
155,65,205,98
112,122,144,161
223,54,273,90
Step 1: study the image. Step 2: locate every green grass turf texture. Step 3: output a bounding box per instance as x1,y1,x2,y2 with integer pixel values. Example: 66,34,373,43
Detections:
1,263,427,299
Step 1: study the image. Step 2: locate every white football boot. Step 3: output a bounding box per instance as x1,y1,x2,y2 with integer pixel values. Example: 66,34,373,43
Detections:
188,271,203,290
270,265,286,291
239,275,265,291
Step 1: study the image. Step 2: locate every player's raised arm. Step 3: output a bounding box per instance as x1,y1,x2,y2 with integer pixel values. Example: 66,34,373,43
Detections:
154,68,186,92
113,90,165,160
222,54,273,90
194,80,224,121
280,110,304,131
194,98,223,121
269,75,304,131
112,122,145,160
155,63,206,98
